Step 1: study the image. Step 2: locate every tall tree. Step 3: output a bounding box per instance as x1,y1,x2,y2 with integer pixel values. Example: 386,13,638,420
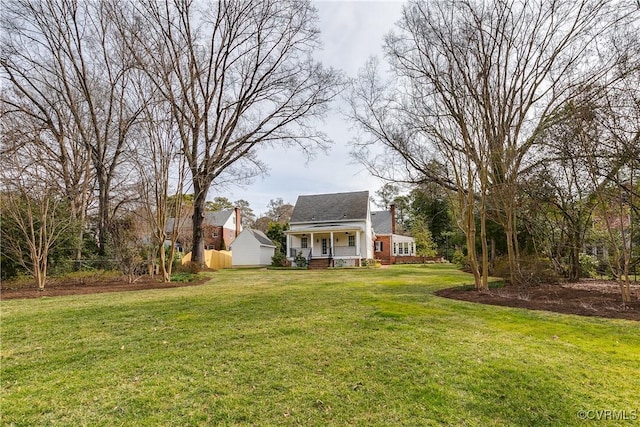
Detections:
206,197,234,212
2,0,146,256
234,199,256,228
121,0,343,267
133,83,185,282
265,198,294,224
349,0,639,286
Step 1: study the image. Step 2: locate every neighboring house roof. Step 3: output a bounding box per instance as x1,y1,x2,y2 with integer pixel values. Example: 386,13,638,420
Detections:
203,210,235,226
371,210,393,234
165,210,235,232
290,191,370,223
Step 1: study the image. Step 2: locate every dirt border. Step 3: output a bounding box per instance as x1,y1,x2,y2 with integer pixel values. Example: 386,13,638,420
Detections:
436,281,640,321
1,276,209,300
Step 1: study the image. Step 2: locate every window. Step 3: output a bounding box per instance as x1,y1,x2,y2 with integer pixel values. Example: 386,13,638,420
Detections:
375,241,383,252
396,242,410,256
212,228,219,238
348,235,355,247
301,237,308,249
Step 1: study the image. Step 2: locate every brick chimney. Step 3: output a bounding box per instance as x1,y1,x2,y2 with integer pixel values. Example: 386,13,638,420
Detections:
390,204,396,235
234,206,241,237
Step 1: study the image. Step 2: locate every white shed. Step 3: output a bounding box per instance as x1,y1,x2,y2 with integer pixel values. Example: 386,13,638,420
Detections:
230,229,277,267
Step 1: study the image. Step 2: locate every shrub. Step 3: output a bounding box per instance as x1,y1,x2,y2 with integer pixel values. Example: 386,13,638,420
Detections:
579,253,598,278
361,259,380,267
293,252,307,268
271,251,287,267
452,249,467,266
175,261,202,274
491,255,560,286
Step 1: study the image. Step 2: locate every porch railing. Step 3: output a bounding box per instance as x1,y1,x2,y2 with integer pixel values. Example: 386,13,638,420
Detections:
333,246,357,257
290,246,358,258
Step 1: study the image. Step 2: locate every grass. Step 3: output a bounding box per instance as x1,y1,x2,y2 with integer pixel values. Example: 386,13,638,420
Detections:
1,264,639,426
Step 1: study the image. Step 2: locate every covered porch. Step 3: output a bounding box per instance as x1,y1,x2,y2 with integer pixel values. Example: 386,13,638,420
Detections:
286,226,366,267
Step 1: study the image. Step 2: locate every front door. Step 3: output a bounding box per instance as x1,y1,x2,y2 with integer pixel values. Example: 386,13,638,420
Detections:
321,238,328,255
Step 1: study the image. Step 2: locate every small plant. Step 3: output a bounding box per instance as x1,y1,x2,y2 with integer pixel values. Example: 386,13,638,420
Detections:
293,252,307,268
361,259,380,268
170,272,200,282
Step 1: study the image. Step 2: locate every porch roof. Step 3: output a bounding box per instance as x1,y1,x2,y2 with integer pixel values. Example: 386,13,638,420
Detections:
285,224,365,234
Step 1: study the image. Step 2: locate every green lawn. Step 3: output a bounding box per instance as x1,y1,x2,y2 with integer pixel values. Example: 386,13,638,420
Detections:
2,265,639,426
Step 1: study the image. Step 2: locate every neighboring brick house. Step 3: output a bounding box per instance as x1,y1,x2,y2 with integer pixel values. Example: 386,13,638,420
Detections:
371,204,416,265
166,207,242,252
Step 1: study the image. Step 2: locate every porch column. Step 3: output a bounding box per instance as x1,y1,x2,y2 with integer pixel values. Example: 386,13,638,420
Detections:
310,232,314,257
330,231,334,256
286,233,291,257
356,230,361,256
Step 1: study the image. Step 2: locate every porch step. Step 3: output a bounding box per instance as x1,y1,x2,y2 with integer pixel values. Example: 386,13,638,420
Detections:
308,258,332,270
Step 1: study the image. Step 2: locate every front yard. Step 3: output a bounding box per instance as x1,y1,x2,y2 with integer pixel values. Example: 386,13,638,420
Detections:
1,265,639,425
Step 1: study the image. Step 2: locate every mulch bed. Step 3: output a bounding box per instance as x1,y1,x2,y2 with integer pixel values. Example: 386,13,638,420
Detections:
0,275,209,300
436,279,640,321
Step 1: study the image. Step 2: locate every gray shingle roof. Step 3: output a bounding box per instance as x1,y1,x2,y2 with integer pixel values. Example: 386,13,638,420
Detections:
290,191,370,223
247,229,276,247
165,210,234,233
371,210,393,234
204,210,234,226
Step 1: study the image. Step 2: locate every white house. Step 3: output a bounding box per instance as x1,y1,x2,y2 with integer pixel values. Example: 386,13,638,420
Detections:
230,229,276,267
285,191,375,268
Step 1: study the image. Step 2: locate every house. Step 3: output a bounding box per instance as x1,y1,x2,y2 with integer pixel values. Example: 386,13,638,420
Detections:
230,229,276,267
371,204,416,265
286,191,375,268
166,207,242,252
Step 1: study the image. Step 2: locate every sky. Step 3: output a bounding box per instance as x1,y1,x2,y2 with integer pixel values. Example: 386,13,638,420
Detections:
214,1,406,216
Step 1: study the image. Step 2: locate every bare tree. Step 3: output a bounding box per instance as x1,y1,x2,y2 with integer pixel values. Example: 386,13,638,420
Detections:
132,89,186,282
265,198,294,224
587,78,640,303
1,58,94,267
2,0,147,257
0,148,74,290
120,0,343,267
349,0,639,286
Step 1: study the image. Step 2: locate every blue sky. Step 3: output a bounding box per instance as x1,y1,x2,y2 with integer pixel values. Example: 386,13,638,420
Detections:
213,1,406,216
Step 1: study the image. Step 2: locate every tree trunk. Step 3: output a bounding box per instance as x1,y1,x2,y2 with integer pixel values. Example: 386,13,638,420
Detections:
480,194,489,291
504,208,522,285
158,242,170,282
191,183,207,268
96,168,111,258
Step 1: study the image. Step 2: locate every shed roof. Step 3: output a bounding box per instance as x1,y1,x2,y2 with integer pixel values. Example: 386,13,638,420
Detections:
247,229,276,247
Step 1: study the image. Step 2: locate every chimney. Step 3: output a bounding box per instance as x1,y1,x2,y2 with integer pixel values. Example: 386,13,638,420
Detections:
390,204,396,235
234,206,241,237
